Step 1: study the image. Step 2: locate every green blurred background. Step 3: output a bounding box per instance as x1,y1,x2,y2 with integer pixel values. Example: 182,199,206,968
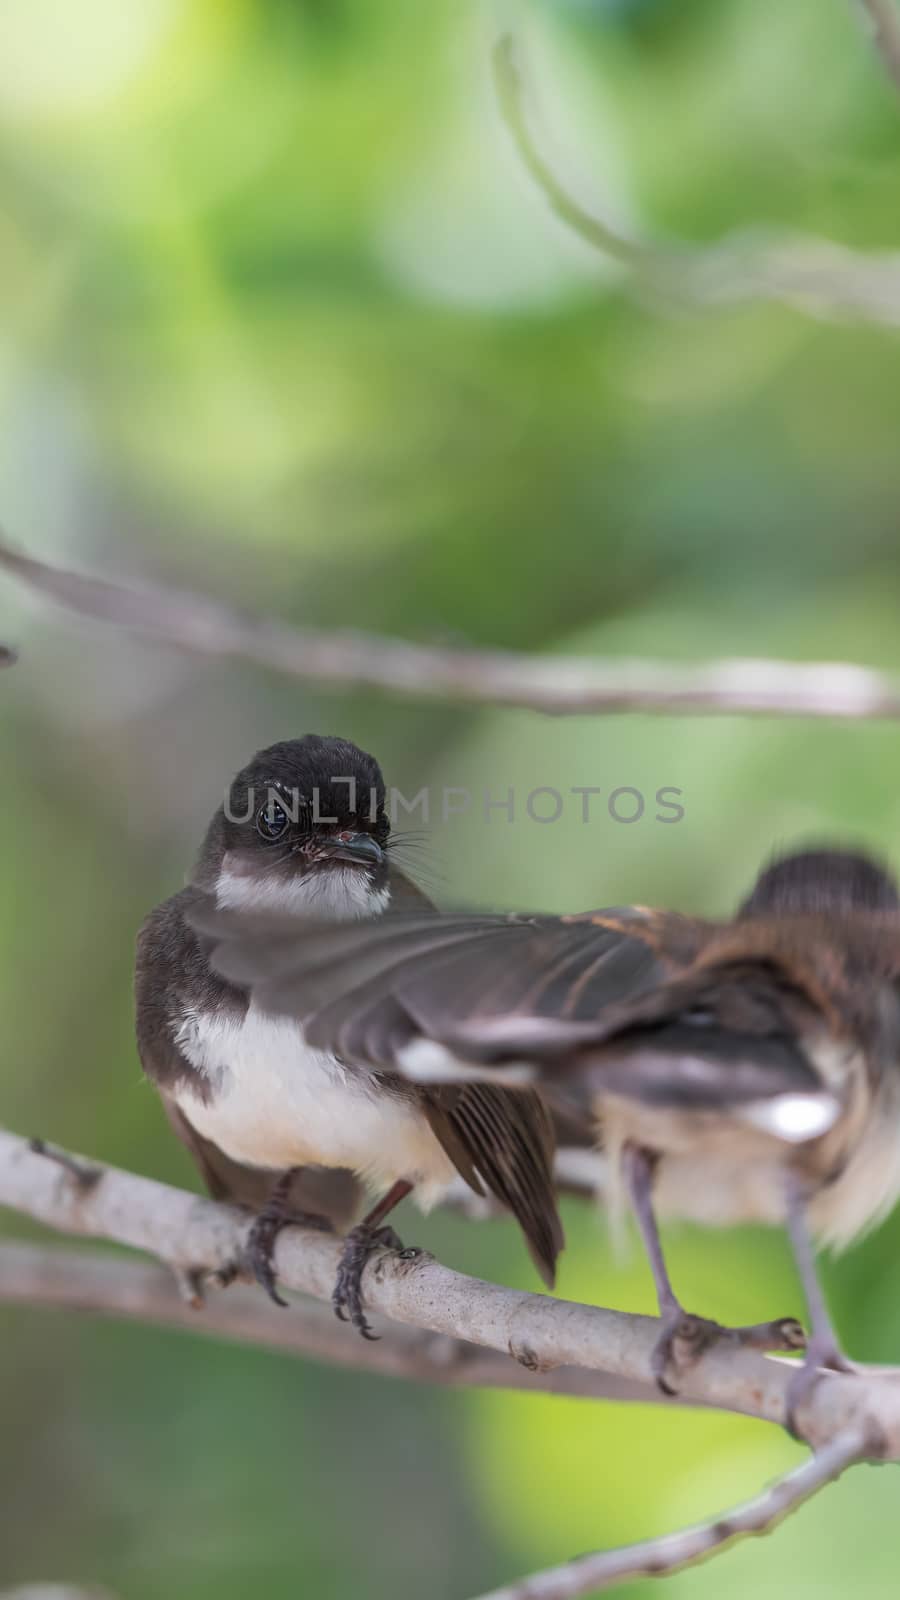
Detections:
2,0,900,1593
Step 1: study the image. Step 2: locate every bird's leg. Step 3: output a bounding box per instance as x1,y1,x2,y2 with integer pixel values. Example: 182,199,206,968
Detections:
623,1143,718,1393
246,1168,334,1308
783,1174,855,1435
622,1143,806,1395
333,1179,415,1340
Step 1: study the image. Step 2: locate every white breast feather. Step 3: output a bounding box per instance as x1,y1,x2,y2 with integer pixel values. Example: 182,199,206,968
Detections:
172,1005,455,1209
810,1066,900,1251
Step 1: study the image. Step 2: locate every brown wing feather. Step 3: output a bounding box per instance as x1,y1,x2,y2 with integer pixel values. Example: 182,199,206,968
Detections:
421,1084,564,1287
570,957,829,1110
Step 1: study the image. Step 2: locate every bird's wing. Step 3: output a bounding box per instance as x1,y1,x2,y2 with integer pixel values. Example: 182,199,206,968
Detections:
186,900,694,1278
420,1082,564,1286
187,899,703,1068
571,958,843,1136
189,896,842,1126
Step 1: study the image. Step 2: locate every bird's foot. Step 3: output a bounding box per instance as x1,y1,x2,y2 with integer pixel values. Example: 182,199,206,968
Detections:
246,1205,333,1308
332,1223,405,1340
652,1310,807,1396
785,1336,857,1441
651,1310,728,1395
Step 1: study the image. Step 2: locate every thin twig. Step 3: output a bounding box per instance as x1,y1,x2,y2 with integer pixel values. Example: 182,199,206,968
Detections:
494,35,900,328
0,1239,655,1405
855,0,900,93
469,1430,871,1600
4,536,900,718
2,1128,900,1453
494,36,649,272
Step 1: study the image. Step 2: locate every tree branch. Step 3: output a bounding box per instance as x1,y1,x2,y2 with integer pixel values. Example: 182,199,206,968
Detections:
469,1429,870,1600
4,1129,899,1599
1,1590,118,1600
855,0,900,93
4,536,900,719
2,1128,900,1455
0,1239,654,1405
494,35,900,329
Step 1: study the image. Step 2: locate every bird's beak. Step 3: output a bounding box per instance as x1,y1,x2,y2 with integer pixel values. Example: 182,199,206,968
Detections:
315,831,385,869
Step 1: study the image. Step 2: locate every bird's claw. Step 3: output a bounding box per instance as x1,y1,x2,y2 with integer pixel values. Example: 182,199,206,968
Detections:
246,1204,332,1309
332,1224,405,1340
784,1338,858,1441
652,1310,808,1396
651,1311,726,1395
247,1210,290,1308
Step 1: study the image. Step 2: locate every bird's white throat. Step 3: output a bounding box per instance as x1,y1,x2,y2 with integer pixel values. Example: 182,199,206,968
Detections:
215,855,392,921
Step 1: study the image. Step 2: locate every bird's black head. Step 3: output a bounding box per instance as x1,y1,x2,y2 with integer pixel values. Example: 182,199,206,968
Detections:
194,735,391,918
739,846,900,919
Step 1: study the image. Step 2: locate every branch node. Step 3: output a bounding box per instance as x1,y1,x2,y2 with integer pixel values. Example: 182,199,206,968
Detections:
375,1245,433,1284
509,1340,552,1373
28,1137,102,1193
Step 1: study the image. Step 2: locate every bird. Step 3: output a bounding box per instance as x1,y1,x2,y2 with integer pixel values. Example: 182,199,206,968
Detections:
135,734,564,1335
191,844,900,1425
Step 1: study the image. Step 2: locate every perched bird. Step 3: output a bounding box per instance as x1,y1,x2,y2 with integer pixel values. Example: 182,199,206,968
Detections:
194,845,900,1423
135,735,563,1334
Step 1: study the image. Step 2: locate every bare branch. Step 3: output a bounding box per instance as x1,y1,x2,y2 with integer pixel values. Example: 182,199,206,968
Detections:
469,1430,870,1600
3,1132,897,1599
494,35,900,329
2,1128,900,1454
493,36,648,273
4,536,900,719
855,0,900,93
0,1239,654,1405
0,1589,118,1600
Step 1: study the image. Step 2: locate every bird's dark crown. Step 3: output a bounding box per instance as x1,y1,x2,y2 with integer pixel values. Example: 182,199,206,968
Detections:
739,846,900,919
227,735,385,830
194,734,389,885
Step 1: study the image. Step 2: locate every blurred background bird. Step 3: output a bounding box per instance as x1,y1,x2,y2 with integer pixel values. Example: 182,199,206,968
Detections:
198,845,900,1425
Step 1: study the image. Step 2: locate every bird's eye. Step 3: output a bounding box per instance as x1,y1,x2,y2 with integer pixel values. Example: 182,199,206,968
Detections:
256,798,290,842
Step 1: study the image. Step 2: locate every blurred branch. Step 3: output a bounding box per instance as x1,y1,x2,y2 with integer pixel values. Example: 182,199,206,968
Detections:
5,536,900,719
493,35,647,272
855,0,900,92
0,1239,653,1406
495,35,900,329
470,1430,870,1600
0,643,16,667
3,1130,897,1600
0,1590,117,1600
2,1128,900,1455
